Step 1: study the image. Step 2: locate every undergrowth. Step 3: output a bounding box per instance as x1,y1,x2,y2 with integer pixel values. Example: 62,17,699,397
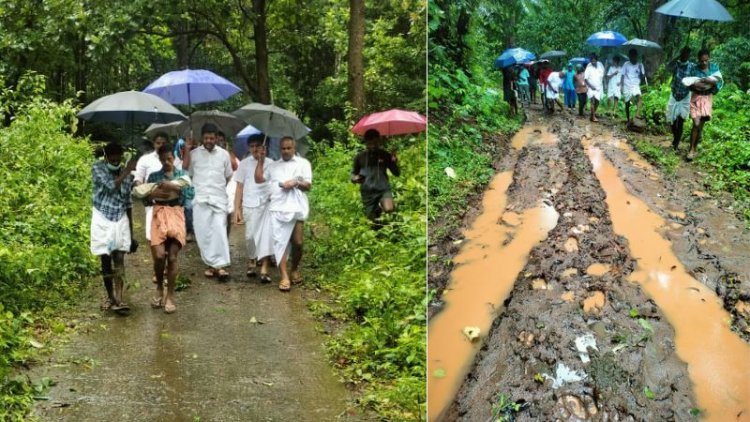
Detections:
306,134,426,420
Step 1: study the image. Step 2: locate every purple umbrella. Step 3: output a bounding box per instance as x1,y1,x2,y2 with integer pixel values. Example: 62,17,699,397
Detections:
233,124,263,158
143,69,241,106
586,31,627,47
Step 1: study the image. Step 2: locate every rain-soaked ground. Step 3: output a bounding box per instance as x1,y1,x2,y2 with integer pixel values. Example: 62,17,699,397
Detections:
428,105,750,421
30,207,359,421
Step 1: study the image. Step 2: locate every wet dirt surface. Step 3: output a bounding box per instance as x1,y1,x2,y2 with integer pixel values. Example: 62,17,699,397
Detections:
431,105,750,421
29,206,357,421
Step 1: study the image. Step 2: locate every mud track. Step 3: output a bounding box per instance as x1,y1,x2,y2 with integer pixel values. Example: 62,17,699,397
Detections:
430,107,750,421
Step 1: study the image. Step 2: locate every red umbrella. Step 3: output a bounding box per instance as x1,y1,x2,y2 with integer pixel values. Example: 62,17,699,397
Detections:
351,109,426,136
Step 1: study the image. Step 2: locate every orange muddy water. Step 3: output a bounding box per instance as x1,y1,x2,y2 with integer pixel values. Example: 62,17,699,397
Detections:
586,143,750,421
427,169,558,421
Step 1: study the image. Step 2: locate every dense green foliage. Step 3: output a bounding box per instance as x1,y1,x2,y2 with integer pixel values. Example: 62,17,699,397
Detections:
0,73,96,420
306,133,426,420
640,80,750,220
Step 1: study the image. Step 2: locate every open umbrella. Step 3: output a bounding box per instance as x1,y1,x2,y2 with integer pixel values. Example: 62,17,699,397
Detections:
623,39,662,50
145,121,182,138
540,50,566,59
494,48,536,68
143,69,242,106
351,109,426,137
145,110,245,139
656,0,733,21
586,31,627,47
232,103,309,140
78,91,187,125
568,57,590,66
232,124,263,158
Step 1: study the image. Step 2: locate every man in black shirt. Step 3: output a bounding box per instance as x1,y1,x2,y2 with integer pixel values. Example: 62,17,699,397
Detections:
351,129,400,220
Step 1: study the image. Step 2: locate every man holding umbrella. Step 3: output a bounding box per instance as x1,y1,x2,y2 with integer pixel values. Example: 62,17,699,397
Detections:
182,123,233,281
351,129,400,221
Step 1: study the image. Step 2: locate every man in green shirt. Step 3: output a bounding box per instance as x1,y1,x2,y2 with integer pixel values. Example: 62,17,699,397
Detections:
351,129,400,221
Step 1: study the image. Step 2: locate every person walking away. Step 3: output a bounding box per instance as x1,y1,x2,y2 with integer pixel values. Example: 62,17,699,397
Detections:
562,64,577,111
529,64,538,105
686,49,723,161
545,70,565,114
182,123,233,281
606,56,623,118
574,64,588,117
502,66,518,116
667,47,694,151
233,135,275,282
517,65,531,107
145,146,194,314
621,49,645,127
351,129,400,222
254,137,312,292
584,53,605,122
538,61,553,111
91,142,137,313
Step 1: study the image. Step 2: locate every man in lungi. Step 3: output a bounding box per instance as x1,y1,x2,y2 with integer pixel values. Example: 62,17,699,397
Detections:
91,142,137,313
686,49,723,161
254,137,312,291
584,53,605,122
233,134,274,283
667,47,694,151
620,49,645,127
134,132,168,283
182,123,233,280
145,146,194,313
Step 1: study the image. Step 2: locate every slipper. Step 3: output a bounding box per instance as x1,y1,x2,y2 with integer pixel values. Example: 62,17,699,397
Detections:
291,271,303,285
246,268,257,278
260,273,272,284
204,268,217,278
164,302,176,314
151,296,163,309
111,302,130,313
217,268,230,282
278,278,291,292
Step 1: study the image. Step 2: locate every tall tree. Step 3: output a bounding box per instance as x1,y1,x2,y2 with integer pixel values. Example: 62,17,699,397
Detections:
252,0,271,104
348,0,365,114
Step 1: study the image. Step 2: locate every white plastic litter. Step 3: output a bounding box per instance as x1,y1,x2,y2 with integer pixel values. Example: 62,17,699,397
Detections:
574,333,598,363
445,167,457,179
543,363,586,389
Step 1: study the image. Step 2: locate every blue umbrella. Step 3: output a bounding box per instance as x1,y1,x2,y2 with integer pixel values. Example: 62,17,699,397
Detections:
569,57,590,66
656,0,733,22
232,124,264,158
494,48,536,68
586,31,627,47
143,69,241,106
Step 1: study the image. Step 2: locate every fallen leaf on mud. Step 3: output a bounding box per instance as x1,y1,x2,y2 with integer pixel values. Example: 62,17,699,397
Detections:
249,317,265,324
574,334,598,363
29,339,44,349
638,318,654,333
444,167,456,179
463,326,481,342
543,363,586,389
643,385,655,400
452,239,463,245
692,190,709,198
433,368,446,378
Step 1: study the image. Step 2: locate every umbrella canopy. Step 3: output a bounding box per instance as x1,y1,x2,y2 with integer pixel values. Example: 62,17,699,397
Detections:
143,69,242,106
232,103,309,140
177,110,246,139
568,57,590,66
351,109,426,137
78,91,187,125
586,31,627,47
656,0,733,21
623,38,662,50
494,48,536,68
145,121,182,138
540,50,566,59
232,124,264,158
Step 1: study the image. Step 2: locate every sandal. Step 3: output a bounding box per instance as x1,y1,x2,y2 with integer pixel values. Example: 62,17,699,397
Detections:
291,271,303,285
246,268,257,278
111,302,131,314
151,296,163,309
217,268,230,282
260,273,272,284
204,268,217,278
278,278,291,292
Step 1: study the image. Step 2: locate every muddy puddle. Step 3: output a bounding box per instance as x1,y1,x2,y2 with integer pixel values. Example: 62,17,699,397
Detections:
30,207,356,421
428,125,559,421
586,142,750,421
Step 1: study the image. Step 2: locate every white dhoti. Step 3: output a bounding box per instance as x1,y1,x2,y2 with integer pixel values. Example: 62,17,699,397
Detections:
255,210,297,265
607,79,621,99
90,208,131,256
242,206,266,259
226,180,237,214
587,87,603,101
193,202,231,268
144,205,153,240
667,93,691,123
622,85,641,102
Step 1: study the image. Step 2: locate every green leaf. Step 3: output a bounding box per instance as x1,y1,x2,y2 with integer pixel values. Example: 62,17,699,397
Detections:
644,386,655,400
433,368,446,378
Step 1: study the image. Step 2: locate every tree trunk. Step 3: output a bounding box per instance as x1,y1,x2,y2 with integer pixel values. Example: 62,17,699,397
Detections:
348,0,366,116
253,0,271,104
645,0,669,80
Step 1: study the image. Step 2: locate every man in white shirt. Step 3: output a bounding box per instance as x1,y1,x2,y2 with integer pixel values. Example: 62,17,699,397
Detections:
134,132,168,241
584,53,605,122
620,49,645,126
182,123,233,281
254,137,312,292
544,70,565,114
233,135,274,282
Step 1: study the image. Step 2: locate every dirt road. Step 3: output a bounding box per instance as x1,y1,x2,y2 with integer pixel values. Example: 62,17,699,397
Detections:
30,207,358,421
428,107,750,421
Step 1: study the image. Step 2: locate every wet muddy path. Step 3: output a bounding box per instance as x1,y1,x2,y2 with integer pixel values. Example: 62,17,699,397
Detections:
429,107,750,421
30,207,357,421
